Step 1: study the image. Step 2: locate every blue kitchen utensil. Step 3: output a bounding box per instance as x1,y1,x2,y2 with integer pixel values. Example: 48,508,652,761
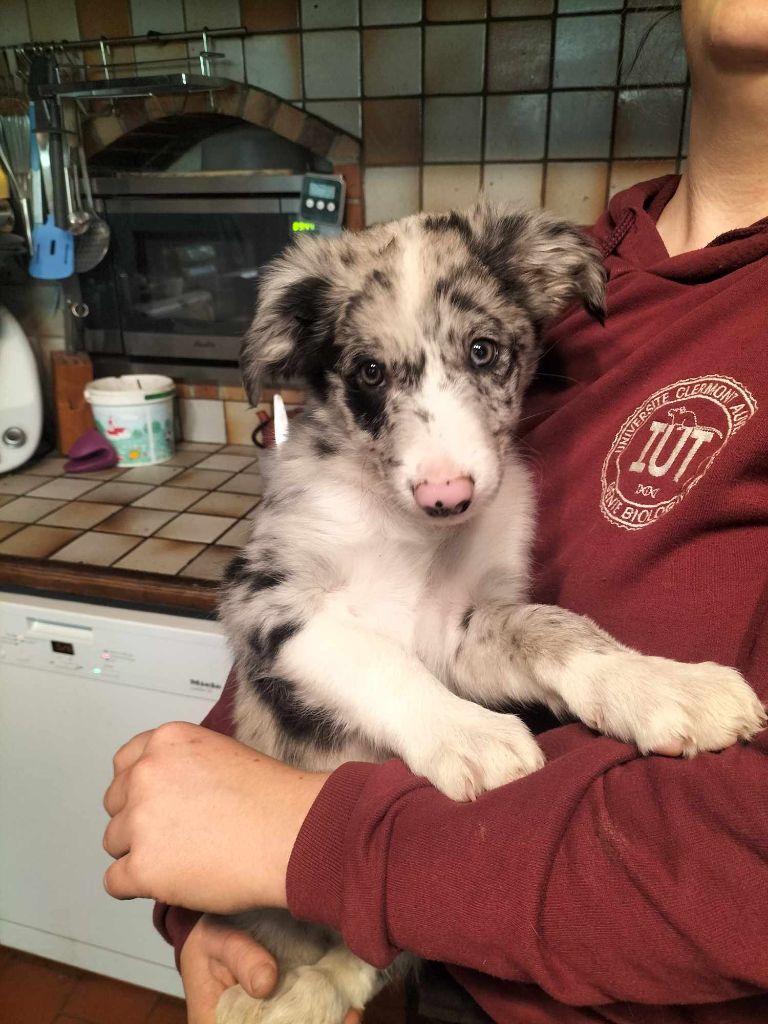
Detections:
29,212,73,279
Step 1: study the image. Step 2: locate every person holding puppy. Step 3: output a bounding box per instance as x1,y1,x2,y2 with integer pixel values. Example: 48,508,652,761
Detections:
103,2,768,1022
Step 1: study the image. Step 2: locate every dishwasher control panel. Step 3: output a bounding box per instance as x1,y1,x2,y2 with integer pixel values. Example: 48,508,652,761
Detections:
0,596,230,699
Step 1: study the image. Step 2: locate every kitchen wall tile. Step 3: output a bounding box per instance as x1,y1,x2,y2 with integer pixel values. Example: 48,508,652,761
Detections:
363,98,422,165
179,398,227,444
424,96,483,162
116,465,184,484
114,537,205,574
306,100,362,136
188,491,259,517
0,0,30,45
80,481,153,504
609,159,676,197
303,30,361,98
95,506,177,536
0,497,66,523
130,0,185,33
614,87,684,158
545,161,609,223
240,0,299,31
224,401,261,445
0,524,80,558
362,0,421,25
621,10,687,86
188,36,244,82
195,453,257,472
219,385,248,401
558,0,620,10
76,0,131,40
425,23,485,95
554,14,621,88
51,531,141,566
156,512,235,543
245,33,302,99
169,468,234,489
488,20,552,92
427,0,486,18
0,473,47,496
422,164,481,212
179,544,237,580
27,0,80,41
184,0,240,29
364,166,421,224
39,501,122,529
363,27,422,96
484,93,547,161
483,162,543,207
492,0,553,13
218,472,264,494
301,0,359,29
217,519,254,546
132,485,206,510
549,90,613,159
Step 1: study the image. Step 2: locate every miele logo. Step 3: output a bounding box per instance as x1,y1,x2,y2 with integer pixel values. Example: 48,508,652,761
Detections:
190,678,223,690
600,375,757,531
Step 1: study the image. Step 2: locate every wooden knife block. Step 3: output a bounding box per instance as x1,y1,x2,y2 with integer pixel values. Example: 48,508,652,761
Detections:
52,351,95,456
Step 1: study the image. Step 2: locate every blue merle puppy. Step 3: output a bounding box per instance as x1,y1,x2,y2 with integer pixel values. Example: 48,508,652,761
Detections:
215,203,765,1024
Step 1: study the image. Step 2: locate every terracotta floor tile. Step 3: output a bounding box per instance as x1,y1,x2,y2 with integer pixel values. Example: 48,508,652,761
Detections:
0,496,66,523
146,994,188,1024
0,951,79,1024
131,486,206,512
0,524,80,557
63,972,158,1024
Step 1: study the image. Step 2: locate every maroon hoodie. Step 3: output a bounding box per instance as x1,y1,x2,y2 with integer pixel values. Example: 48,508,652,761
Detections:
156,176,768,1022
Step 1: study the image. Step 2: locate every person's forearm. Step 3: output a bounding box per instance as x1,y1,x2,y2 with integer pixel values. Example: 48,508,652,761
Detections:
287,723,768,1006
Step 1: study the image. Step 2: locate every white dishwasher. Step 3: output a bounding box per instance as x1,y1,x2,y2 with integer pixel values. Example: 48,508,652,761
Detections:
0,592,230,997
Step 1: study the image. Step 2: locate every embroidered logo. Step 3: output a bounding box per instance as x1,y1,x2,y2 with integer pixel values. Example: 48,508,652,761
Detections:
600,375,757,531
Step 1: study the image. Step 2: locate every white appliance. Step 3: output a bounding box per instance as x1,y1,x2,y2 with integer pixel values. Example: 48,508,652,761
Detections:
0,307,44,474
0,593,230,996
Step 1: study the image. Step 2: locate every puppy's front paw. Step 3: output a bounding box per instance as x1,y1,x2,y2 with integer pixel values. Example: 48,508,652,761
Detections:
217,984,265,1024
259,966,349,1024
409,704,546,801
572,652,766,757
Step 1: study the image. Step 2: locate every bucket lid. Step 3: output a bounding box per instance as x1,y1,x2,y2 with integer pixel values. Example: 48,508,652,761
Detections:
85,374,176,405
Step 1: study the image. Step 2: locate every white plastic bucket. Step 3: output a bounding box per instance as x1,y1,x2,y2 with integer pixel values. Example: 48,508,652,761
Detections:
84,375,176,467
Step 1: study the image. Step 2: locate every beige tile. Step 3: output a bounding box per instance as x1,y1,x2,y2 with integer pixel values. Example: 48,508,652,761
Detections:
609,159,677,198
0,495,13,509
194,454,257,473
82,482,154,505
0,524,80,558
217,519,254,547
0,497,66,523
219,385,247,401
156,512,235,544
114,465,184,484
67,466,124,479
114,538,206,575
179,399,227,444
220,444,260,457
0,473,47,496
218,473,263,495
177,441,222,452
131,486,206,511
187,492,260,518
26,477,101,500
39,502,122,529
240,458,264,476
483,163,544,207
422,164,482,212
0,522,24,541
168,468,235,490
163,449,210,467
545,161,609,223
426,0,486,18
179,545,238,581
224,401,260,446
51,531,142,566
26,456,69,476
364,166,421,226
95,507,178,537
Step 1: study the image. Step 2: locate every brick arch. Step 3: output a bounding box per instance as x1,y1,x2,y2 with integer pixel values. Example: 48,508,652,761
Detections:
82,84,363,229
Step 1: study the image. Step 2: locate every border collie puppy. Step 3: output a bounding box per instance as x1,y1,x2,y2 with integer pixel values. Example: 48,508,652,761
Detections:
216,204,765,1024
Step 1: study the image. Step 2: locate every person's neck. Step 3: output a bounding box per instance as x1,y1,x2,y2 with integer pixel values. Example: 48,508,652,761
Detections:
656,75,768,257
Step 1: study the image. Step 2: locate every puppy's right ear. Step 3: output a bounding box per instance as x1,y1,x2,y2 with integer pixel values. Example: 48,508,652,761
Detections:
241,246,335,405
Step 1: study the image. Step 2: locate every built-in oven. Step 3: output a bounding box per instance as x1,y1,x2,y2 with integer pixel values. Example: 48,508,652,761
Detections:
79,172,344,368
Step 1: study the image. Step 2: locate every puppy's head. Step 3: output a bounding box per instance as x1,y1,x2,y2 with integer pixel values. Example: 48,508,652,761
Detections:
243,203,605,525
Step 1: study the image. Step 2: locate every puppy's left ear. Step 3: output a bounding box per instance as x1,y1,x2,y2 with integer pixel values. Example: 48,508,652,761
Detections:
472,204,607,326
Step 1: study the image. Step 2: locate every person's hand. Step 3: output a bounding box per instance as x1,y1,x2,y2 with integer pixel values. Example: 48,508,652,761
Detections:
102,722,329,912
180,916,363,1024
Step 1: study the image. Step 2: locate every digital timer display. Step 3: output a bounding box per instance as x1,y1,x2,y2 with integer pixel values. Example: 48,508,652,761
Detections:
307,179,337,201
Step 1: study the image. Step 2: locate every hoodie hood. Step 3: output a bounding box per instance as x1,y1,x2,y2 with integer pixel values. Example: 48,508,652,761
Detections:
591,174,768,282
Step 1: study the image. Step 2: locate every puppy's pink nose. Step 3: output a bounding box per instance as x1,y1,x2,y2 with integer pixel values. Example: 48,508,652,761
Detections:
413,476,474,517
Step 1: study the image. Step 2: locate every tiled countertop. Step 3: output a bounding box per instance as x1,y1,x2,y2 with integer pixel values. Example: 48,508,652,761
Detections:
0,442,263,614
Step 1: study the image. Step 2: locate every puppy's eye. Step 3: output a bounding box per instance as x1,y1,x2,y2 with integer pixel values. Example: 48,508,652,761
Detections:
357,359,385,388
469,338,498,369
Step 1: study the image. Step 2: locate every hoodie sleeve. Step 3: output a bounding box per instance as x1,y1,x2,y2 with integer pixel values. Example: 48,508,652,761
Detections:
152,668,239,967
286,722,768,1006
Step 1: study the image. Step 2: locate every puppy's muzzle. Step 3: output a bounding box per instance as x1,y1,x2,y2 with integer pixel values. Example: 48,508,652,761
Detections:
413,476,474,518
